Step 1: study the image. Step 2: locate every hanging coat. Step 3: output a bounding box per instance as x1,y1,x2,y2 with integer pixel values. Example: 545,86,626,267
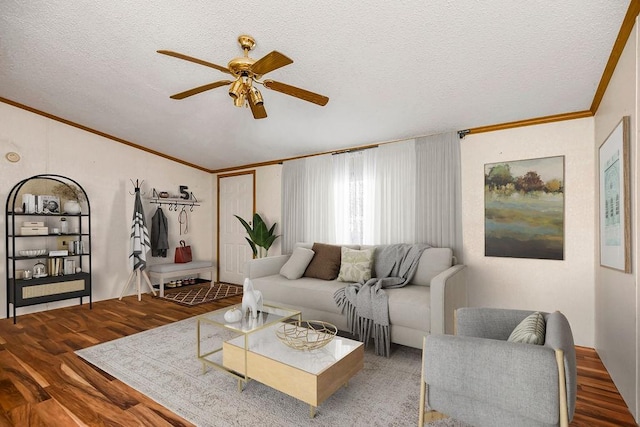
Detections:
130,188,151,270
151,206,169,257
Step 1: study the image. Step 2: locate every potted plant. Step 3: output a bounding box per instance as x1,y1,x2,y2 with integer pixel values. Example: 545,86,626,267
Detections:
52,183,86,214
234,213,280,258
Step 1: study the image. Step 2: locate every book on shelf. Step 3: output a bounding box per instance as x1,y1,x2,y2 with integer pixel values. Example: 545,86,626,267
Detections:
49,250,69,257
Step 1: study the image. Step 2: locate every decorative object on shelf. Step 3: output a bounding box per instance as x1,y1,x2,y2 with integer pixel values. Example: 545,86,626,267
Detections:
276,320,337,351
40,195,60,214
32,261,47,278
599,116,631,273
234,213,280,258
63,200,82,214
241,278,263,318
21,226,49,235
22,270,32,280
52,182,86,214
19,249,47,257
60,217,69,234
224,307,243,323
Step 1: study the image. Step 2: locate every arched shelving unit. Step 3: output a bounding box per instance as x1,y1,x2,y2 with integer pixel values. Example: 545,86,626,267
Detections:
5,174,92,323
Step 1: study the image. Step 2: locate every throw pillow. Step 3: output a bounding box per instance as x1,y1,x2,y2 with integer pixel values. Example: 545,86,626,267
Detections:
303,243,342,280
279,247,315,280
508,312,546,345
338,247,375,283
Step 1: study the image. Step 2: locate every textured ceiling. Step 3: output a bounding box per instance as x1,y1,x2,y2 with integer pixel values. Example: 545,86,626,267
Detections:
0,1,631,171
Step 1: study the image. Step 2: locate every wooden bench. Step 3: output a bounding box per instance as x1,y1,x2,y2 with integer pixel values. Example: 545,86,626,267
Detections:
148,261,215,297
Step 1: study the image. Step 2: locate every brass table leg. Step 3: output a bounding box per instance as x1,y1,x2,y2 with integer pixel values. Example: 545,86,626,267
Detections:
309,405,316,418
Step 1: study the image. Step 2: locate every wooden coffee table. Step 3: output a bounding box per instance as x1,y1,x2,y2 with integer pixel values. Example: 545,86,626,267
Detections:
223,322,364,417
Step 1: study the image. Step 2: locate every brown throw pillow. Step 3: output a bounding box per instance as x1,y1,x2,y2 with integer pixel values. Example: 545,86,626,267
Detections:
303,243,342,280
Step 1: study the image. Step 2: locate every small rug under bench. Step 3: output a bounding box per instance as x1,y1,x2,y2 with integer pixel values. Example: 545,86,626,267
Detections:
159,282,243,306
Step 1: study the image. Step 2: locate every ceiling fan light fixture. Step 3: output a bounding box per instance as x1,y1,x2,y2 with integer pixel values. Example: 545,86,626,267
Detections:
228,79,244,99
233,91,246,107
249,86,264,106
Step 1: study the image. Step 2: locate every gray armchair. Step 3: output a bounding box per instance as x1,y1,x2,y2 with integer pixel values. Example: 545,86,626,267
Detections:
419,308,576,427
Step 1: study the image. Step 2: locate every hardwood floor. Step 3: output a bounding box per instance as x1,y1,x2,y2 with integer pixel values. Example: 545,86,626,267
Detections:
0,294,636,426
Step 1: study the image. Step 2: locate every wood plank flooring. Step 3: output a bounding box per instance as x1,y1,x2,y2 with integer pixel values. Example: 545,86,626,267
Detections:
0,294,636,426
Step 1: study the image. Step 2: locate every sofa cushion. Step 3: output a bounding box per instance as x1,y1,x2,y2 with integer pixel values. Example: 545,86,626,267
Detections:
411,248,454,286
387,285,431,331
252,275,347,314
280,247,315,279
508,311,546,345
304,243,342,280
338,247,375,283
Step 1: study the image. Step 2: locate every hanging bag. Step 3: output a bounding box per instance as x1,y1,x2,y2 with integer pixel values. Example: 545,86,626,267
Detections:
174,240,193,263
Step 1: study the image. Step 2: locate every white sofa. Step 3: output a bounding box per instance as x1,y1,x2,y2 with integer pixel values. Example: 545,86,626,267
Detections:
245,243,467,349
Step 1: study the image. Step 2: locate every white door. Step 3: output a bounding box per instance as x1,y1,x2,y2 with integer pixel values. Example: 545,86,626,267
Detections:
218,172,254,284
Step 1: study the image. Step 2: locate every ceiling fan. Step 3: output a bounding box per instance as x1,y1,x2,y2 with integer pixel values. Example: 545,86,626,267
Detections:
157,35,329,119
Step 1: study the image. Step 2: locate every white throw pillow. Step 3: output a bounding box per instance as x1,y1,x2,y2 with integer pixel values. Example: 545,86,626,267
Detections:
280,247,315,279
338,247,375,283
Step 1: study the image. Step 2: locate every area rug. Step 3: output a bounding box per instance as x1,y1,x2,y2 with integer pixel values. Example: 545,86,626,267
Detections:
76,314,466,427
160,282,242,306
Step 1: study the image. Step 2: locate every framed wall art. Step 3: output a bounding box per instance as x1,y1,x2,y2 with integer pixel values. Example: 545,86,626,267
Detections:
485,155,565,260
599,116,631,273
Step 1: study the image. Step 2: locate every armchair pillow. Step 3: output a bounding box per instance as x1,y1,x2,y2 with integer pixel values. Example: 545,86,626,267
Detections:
508,311,546,345
337,247,375,282
279,247,315,279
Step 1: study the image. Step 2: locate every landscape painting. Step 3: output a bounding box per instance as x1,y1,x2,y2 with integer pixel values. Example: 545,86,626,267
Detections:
485,156,564,260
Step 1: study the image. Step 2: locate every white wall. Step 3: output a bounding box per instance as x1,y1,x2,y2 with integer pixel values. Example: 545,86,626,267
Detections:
460,118,596,347
254,164,283,257
594,22,638,419
0,103,213,317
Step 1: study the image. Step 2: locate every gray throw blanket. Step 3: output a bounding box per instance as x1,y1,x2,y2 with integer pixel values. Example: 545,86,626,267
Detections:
334,243,429,357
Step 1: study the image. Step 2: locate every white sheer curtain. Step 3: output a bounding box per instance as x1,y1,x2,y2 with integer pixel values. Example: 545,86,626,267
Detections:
281,158,306,253
303,154,336,244
281,133,461,255
332,153,353,244
361,148,377,244
415,132,462,260
371,140,416,244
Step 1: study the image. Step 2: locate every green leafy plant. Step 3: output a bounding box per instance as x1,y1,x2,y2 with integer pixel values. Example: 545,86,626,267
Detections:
234,213,280,258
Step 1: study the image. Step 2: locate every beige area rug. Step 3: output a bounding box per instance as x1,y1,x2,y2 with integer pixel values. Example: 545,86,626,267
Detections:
160,282,242,306
76,314,467,427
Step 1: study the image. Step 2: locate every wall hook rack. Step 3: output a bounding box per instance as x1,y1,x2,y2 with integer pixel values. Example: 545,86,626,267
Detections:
148,187,201,210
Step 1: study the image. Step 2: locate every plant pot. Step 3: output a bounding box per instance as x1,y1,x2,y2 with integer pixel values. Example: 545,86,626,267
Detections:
63,200,82,214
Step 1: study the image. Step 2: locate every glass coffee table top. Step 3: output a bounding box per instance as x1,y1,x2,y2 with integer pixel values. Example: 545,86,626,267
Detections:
197,303,301,333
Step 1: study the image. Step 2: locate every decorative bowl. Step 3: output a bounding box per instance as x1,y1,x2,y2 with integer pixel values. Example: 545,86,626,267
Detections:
19,249,47,257
275,320,337,351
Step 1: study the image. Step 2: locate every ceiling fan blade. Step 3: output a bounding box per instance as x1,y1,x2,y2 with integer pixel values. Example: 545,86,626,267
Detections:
249,99,268,119
250,51,293,76
263,80,329,106
169,80,233,100
157,50,232,75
